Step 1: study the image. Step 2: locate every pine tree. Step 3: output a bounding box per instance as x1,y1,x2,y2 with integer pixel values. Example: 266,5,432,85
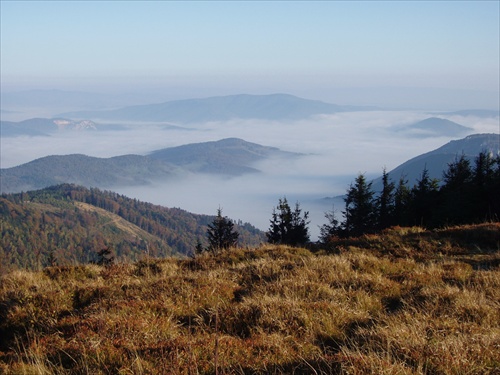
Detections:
267,197,310,246
206,208,239,254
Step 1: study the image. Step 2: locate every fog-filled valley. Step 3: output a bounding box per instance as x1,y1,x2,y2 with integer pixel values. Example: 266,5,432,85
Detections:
2,94,499,240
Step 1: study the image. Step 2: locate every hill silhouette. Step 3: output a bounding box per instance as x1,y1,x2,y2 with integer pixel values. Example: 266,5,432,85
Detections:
396,117,473,138
149,137,302,174
0,138,299,193
59,93,375,123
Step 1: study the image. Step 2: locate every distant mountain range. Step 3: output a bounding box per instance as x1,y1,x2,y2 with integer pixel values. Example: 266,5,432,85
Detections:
3,133,498,201
439,109,500,118
1,118,98,137
0,114,478,142
58,93,376,123
2,88,499,117
371,133,500,191
0,138,302,193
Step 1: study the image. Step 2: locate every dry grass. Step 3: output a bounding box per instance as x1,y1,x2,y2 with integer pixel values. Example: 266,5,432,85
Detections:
1,223,499,374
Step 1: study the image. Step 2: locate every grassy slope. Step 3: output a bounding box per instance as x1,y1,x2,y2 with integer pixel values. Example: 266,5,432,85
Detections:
73,202,163,242
0,223,499,374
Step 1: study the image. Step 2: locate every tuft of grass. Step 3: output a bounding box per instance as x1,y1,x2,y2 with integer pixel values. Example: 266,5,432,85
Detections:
1,223,499,374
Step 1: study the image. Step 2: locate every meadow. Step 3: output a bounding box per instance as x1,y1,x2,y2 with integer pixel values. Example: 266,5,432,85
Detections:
1,223,499,374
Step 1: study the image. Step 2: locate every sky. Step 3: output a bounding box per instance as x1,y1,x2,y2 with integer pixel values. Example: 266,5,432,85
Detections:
1,1,499,107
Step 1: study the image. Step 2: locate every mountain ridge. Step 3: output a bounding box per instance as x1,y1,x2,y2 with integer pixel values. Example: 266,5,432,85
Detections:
0,153,179,193
0,138,301,193
58,93,377,123
1,117,98,137
371,133,500,191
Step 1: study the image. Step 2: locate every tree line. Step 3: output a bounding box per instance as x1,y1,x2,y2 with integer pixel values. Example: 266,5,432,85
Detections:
203,151,500,252
321,151,500,241
200,197,310,255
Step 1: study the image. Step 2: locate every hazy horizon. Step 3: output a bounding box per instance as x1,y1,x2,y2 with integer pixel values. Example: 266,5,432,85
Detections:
1,1,499,112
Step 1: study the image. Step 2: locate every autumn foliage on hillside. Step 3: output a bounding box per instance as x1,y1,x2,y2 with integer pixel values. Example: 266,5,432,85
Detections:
0,184,265,274
1,223,499,374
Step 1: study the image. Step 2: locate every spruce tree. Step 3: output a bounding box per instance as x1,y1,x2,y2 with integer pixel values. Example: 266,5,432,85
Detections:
319,206,340,243
267,197,310,246
472,151,499,222
410,166,439,227
376,167,395,230
342,173,376,237
206,208,239,254
96,246,114,267
393,175,411,226
440,154,473,224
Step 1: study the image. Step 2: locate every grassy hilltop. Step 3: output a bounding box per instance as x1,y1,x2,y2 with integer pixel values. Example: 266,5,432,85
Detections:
0,223,499,374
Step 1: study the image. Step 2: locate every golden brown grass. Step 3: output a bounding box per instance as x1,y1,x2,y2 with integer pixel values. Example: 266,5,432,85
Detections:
0,223,499,374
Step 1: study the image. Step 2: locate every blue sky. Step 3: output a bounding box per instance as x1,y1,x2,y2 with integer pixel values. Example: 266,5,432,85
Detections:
1,1,499,104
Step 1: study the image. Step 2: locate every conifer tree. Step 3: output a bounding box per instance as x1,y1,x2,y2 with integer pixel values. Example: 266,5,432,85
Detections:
319,206,340,243
471,151,499,221
96,246,114,267
376,167,395,230
440,154,473,224
206,208,239,254
195,238,204,255
393,175,411,226
410,166,439,227
443,154,472,190
342,173,376,237
267,197,310,246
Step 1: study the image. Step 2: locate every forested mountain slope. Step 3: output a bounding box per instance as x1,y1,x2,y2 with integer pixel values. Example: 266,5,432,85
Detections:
0,184,265,274
371,133,499,191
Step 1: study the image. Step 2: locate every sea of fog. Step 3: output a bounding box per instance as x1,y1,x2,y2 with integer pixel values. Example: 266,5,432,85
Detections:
1,111,498,239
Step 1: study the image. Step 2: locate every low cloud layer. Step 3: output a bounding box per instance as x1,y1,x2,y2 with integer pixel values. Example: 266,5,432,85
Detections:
2,111,498,239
